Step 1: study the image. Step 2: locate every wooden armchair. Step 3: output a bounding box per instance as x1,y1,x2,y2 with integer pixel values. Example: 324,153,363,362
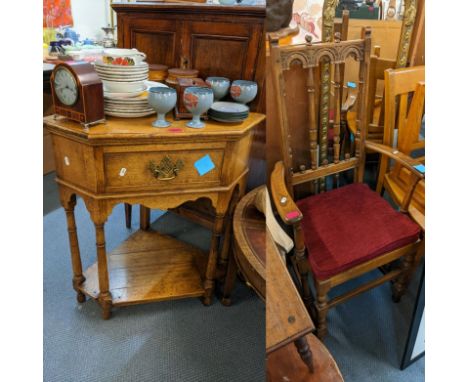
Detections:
376,66,425,213
269,28,425,340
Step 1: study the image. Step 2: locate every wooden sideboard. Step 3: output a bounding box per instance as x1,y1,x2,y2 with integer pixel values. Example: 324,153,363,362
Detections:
44,113,265,319
112,2,266,186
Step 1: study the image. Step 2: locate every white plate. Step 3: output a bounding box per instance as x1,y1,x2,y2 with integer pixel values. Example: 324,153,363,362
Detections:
105,102,151,110
105,92,149,102
95,61,148,69
98,74,148,82
102,80,146,93
95,68,148,76
144,80,168,89
104,89,147,99
105,110,155,118
105,99,150,106
210,101,249,113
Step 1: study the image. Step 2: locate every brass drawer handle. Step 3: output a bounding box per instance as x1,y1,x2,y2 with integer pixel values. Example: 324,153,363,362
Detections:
148,156,184,181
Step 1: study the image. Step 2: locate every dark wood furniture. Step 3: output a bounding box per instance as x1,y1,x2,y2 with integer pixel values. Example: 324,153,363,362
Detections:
222,187,342,379
266,228,314,373
222,186,266,305
267,333,343,382
269,29,425,339
112,2,265,99
266,218,343,381
112,1,267,228
112,2,265,125
44,112,264,319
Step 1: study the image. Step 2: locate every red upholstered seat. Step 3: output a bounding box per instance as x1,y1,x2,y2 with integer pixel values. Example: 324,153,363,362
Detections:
296,183,421,280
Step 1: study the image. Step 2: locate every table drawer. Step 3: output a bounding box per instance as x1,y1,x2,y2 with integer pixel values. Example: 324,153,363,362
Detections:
52,135,97,191
103,145,225,192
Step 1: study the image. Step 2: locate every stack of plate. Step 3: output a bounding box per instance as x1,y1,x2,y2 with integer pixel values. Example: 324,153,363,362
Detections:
104,91,154,118
94,60,149,99
208,102,249,123
103,81,168,118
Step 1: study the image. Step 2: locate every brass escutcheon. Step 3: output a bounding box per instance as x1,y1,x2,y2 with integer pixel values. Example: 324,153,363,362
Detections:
148,156,184,180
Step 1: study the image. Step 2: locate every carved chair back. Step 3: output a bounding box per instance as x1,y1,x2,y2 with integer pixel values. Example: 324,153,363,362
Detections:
270,28,372,198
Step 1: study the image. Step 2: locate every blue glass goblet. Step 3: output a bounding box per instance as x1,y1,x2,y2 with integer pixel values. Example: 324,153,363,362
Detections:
206,77,230,101
183,87,214,129
148,87,177,128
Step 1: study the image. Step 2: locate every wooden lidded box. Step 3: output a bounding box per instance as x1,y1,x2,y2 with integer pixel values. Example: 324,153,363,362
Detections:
174,78,209,119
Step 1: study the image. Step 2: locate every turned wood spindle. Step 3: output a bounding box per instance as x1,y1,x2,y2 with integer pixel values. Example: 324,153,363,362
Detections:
95,222,112,319
64,197,86,303
294,336,314,373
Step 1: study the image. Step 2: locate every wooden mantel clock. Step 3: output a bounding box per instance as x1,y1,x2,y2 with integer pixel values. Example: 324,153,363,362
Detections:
50,61,105,128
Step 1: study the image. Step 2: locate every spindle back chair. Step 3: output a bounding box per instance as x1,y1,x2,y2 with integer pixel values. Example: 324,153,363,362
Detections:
269,28,425,339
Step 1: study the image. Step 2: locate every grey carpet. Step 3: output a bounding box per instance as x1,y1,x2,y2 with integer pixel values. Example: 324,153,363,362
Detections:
44,173,424,382
43,182,265,382
323,268,425,381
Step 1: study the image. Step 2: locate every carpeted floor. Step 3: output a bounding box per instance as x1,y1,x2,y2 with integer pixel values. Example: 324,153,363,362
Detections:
44,172,424,382
43,173,265,382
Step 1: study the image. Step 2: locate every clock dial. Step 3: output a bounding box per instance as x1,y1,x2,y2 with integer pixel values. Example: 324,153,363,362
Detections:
54,67,79,106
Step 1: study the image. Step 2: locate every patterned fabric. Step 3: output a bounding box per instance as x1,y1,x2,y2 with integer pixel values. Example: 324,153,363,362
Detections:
297,183,420,279
43,0,73,28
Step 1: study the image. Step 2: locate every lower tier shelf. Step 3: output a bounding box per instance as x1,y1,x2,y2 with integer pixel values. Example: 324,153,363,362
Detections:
80,229,208,306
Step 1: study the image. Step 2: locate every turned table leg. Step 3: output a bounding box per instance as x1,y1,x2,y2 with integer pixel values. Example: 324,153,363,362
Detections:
140,205,150,231
221,248,238,306
218,187,241,277
63,196,86,303
94,223,112,319
294,336,314,373
203,213,224,306
124,203,132,228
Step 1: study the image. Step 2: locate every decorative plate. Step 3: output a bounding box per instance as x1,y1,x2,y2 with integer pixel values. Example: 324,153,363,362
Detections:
210,101,249,114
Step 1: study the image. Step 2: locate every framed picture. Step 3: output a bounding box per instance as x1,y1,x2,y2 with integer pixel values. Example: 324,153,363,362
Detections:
401,263,425,369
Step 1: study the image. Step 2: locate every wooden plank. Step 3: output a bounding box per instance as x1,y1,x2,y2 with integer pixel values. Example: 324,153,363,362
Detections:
291,158,358,185
80,230,207,305
266,231,314,352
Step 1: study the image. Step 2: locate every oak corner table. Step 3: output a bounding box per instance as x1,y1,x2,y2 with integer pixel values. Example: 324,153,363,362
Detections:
44,112,265,319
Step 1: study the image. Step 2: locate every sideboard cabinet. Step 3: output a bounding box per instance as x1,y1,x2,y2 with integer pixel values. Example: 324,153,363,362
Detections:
112,2,265,112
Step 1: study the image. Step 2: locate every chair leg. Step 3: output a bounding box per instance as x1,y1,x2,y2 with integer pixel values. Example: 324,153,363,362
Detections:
124,203,132,229
392,252,416,303
292,225,315,317
314,279,331,340
293,245,315,318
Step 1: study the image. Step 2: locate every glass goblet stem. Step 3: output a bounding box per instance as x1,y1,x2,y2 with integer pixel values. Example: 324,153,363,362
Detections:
157,113,166,124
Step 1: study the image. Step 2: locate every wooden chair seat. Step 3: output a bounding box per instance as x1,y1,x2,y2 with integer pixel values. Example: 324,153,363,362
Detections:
297,183,421,280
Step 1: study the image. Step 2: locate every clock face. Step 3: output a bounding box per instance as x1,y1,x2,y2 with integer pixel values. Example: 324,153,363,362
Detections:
54,67,79,106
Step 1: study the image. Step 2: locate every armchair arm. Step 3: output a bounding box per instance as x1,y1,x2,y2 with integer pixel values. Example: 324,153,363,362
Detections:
365,141,425,180
270,161,303,225
408,205,425,232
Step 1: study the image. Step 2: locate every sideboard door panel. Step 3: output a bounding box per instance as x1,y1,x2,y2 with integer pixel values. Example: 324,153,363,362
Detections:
120,18,179,67
186,22,262,80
